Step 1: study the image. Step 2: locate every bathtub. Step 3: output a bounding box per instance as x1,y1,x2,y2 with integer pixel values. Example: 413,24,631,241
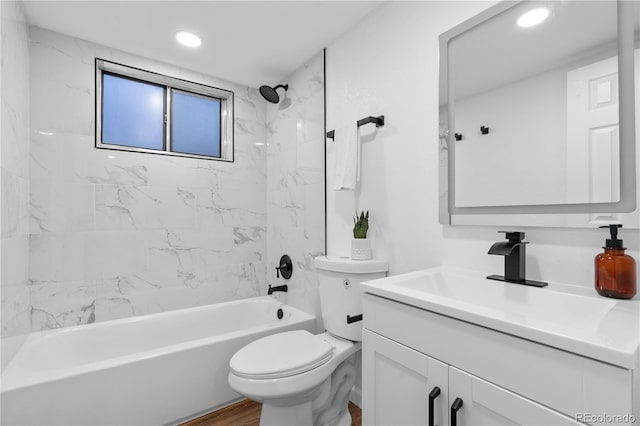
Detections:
1,296,316,426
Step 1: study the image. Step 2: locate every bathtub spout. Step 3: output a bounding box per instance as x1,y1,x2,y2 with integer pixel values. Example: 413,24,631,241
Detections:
268,284,288,295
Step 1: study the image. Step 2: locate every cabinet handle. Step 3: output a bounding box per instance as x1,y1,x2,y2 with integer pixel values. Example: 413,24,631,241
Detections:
346,314,363,324
428,386,441,426
451,397,463,426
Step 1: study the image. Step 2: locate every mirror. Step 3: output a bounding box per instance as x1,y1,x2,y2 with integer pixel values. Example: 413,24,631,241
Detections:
439,0,639,227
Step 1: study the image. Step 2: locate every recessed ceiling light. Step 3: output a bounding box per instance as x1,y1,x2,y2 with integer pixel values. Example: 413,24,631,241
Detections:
38,131,53,136
175,31,201,48
517,7,549,28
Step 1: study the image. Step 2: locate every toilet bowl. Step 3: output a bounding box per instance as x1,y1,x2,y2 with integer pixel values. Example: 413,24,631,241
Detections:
228,256,388,426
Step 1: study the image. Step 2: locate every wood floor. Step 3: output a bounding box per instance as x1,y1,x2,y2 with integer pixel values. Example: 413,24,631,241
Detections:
181,399,362,426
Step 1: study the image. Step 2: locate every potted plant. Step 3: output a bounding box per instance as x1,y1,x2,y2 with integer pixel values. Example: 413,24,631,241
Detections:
351,210,372,260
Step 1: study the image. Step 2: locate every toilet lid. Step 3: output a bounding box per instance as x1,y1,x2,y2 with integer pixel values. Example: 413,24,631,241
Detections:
230,330,334,379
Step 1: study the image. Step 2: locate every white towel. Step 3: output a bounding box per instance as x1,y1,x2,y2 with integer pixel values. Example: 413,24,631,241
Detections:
333,125,360,191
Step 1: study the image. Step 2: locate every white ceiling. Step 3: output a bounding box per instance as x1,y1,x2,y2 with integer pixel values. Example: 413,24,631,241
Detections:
446,1,618,103
21,1,383,89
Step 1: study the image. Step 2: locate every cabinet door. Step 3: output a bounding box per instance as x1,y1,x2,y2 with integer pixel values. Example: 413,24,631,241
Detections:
448,367,582,426
363,329,448,426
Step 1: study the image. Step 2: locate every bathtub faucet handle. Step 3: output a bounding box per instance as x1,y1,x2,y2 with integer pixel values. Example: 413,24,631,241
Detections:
275,255,293,280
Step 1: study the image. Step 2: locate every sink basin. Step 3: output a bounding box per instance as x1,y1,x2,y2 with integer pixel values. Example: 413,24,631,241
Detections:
393,268,616,327
361,266,639,368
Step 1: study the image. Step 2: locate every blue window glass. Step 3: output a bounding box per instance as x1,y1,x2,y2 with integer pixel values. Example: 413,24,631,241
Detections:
171,89,221,157
102,73,165,150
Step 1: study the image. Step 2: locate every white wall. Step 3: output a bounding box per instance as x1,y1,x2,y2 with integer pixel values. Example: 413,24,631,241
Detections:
266,51,325,324
454,69,567,206
326,1,639,288
27,27,269,330
1,0,31,369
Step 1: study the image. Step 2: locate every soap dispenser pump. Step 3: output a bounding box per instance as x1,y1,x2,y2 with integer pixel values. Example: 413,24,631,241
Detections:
594,225,636,299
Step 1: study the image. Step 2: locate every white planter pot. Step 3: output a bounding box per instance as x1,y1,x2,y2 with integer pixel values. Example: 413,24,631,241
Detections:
351,238,372,260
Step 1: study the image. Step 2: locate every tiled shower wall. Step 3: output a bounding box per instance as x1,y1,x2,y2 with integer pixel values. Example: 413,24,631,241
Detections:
27,27,269,330
266,51,325,325
1,1,31,345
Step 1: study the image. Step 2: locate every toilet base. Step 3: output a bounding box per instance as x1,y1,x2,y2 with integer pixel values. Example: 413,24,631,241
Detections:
259,401,352,426
260,400,313,426
257,354,357,426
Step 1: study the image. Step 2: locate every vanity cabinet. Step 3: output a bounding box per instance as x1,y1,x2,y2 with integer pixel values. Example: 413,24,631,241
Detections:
362,329,449,426
362,293,635,426
363,330,580,426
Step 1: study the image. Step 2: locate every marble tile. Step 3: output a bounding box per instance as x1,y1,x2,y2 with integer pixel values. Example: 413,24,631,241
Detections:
95,275,162,321
1,0,31,341
30,180,94,234
1,105,30,180
96,185,195,231
71,143,150,186
95,284,210,322
1,285,31,338
1,168,29,238
269,187,306,229
30,282,96,331
30,231,121,284
142,227,235,288
30,74,94,137
1,234,29,288
99,231,149,279
194,185,266,229
1,0,30,179
145,155,208,188
235,86,267,123
28,234,58,283
95,258,265,323
29,29,97,136
30,131,69,184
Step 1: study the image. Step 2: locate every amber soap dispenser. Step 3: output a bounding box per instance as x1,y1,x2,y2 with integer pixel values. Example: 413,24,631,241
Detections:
594,225,636,299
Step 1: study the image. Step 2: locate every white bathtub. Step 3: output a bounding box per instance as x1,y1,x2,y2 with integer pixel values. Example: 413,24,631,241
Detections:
1,296,316,425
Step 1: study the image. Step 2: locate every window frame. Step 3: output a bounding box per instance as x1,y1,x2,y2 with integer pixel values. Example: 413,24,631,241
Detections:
95,58,234,162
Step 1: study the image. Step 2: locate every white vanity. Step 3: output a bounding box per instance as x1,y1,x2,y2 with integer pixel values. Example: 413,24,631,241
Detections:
361,267,639,426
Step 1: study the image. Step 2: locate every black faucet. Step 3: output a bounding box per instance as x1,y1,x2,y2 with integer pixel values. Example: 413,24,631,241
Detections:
487,231,547,287
267,284,288,295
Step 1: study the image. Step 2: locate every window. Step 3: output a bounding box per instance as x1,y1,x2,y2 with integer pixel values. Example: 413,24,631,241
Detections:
96,59,233,161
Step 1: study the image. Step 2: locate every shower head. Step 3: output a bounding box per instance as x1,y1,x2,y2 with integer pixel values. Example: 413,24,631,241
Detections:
259,84,288,104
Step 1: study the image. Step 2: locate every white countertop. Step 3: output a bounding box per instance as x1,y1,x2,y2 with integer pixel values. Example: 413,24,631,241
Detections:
361,266,640,369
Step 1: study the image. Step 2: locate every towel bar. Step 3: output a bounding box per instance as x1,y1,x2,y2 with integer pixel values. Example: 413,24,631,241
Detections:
357,115,384,127
326,115,385,140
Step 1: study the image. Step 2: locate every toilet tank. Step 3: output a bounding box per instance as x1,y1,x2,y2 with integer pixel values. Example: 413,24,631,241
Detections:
315,256,388,341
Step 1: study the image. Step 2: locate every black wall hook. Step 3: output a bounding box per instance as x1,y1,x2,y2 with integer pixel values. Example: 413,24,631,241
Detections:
480,126,489,135
454,133,463,141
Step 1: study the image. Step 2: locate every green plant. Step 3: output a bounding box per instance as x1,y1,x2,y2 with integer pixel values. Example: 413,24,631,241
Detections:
353,211,369,239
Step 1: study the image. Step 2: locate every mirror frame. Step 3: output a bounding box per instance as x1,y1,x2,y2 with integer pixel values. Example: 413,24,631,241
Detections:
439,0,637,222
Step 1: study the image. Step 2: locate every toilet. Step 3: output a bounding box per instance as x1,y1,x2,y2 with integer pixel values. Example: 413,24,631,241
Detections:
228,256,388,426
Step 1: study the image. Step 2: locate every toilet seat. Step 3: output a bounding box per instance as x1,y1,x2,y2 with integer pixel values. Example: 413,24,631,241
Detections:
230,330,334,380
